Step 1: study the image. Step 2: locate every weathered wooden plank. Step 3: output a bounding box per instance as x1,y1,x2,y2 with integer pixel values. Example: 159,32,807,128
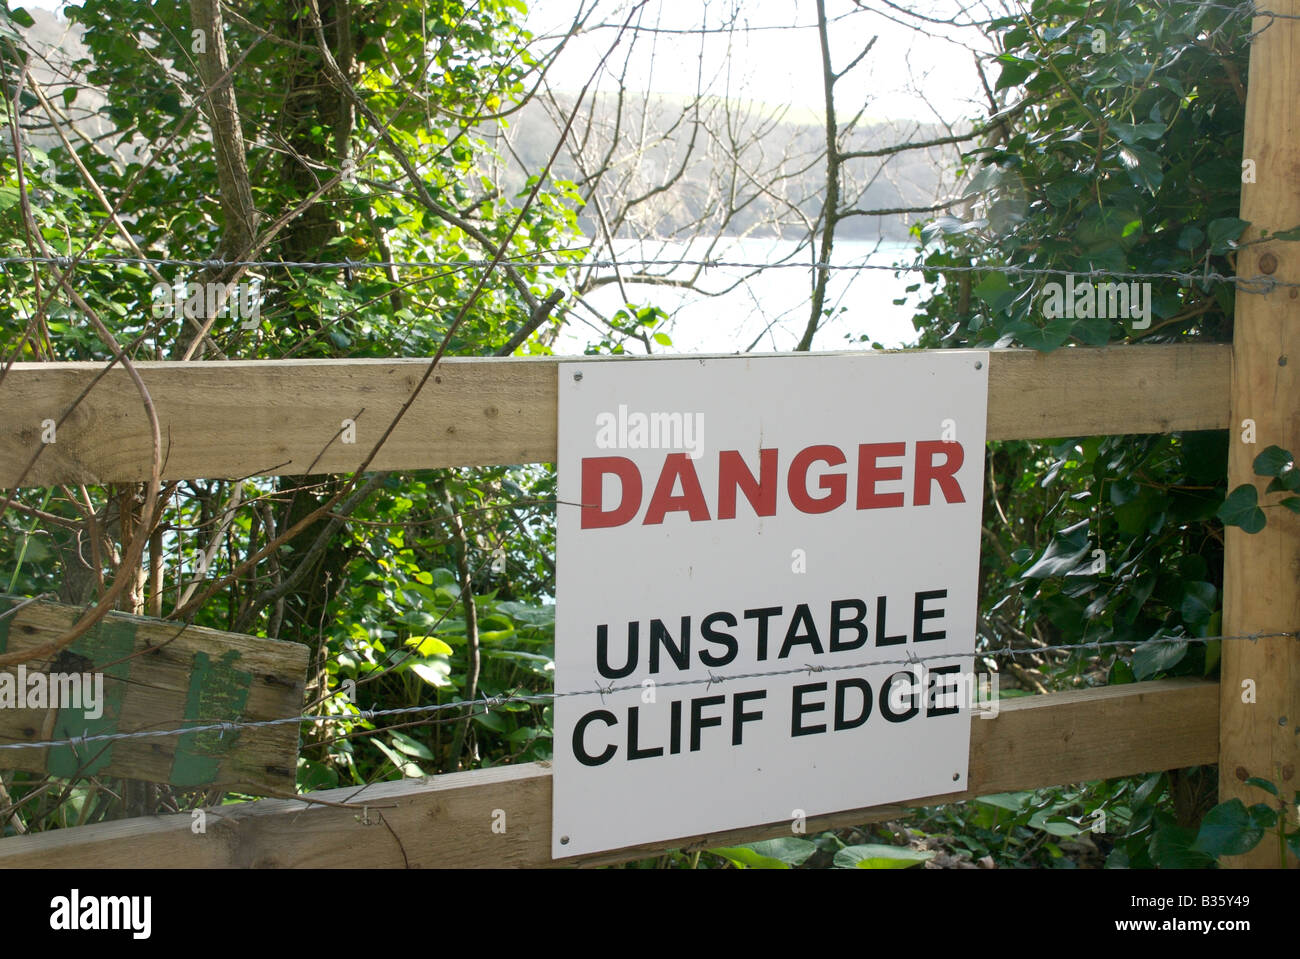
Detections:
0,599,308,794
0,345,1230,487
1220,0,1300,868
0,678,1216,868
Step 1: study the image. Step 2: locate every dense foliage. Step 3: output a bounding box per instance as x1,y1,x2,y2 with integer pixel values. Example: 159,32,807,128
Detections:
1,0,577,825
894,0,1284,867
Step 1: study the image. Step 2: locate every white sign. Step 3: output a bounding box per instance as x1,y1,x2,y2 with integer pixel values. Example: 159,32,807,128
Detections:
552,351,989,858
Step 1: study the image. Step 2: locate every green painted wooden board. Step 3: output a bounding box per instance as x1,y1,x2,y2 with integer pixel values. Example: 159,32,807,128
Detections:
0,599,308,794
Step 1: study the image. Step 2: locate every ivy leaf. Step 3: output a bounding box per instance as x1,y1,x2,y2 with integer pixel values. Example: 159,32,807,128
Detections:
1176,225,1205,251
1110,121,1165,144
1020,520,1091,578
1207,217,1249,253
1180,582,1217,626
1217,484,1266,533
1252,444,1294,477
1044,178,1086,208
1151,823,1214,868
1018,315,1074,353
995,56,1034,90
1118,145,1163,193
1265,471,1300,493
1191,800,1266,857
973,272,1016,312
1244,777,1279,797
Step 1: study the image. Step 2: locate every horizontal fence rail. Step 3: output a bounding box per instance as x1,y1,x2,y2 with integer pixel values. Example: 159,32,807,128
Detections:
0,678,1217,868
1,344,1230,486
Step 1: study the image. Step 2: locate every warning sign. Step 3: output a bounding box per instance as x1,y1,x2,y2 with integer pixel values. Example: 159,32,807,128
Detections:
552,352,989,857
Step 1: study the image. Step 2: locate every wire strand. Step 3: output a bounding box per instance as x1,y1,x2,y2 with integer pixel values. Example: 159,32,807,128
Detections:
1,255,1293,290
0,628,1292,753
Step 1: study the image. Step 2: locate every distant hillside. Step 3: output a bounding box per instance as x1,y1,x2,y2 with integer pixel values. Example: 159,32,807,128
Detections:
500,90,962,242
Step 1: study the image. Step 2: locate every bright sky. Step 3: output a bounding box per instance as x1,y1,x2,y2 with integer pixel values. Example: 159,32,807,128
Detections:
526,0,994,123
25,0,996,124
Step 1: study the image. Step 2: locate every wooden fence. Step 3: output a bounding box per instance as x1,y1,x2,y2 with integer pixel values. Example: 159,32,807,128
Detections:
0,341,1292,868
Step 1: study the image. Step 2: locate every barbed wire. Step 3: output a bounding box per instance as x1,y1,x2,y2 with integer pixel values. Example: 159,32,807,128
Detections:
0,628,1292,754
0,254,1294,291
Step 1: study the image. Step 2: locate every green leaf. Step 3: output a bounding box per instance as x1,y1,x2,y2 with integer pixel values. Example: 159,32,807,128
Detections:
976,791,1032,811
1044,179,1085,208
1018,316,1074,352
1020,520,1090,578
1133,637,1188,679
1133,774,1165,809
834,844,934,869
973,271,1016,312
709,837,817,870
406,635,453,656
1191,799,1266,857
1252,444,1294,477
1177,225,1205,251
1217,484,1266,533
1110,121,1164,145
1279,497,1300,514
1151,822,1215,868
1117,145,1163,193
1179,581,1217,626
372,739,424,777
1265,470,1300,493
297,758,340,791
1244,777,1279,797
410,661,452,687
0,186,22,212
473,709,508,732
389,730,434,760
1028,809,1085,836
1207,217,1249,253
994,57,1033,90
9,6,34,27
1109,658,1136,684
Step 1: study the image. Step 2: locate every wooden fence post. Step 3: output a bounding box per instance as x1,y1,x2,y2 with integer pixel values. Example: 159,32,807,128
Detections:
1221,0,1300,868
